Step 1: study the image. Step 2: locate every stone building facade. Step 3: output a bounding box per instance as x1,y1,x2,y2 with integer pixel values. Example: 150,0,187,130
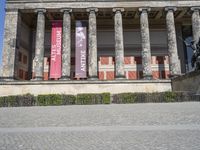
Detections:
0,0,200,95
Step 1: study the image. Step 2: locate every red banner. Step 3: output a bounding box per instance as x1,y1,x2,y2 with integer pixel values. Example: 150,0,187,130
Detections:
50,21,62,79
75,21,87,78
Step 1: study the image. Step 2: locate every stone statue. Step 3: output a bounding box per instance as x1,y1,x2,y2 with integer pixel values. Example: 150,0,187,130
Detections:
185,38,200,71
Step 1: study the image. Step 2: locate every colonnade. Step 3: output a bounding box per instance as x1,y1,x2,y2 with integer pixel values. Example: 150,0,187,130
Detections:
3,7,200,80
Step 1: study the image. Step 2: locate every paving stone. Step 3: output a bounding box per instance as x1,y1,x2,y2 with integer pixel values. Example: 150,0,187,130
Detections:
0,102,200,149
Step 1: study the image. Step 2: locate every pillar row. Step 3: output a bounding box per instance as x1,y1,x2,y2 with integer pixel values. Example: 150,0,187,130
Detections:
113,8,125,79
34,9,46,80
87,8,98,80
139,8,152,79
165,7,181,76
60,8,72,80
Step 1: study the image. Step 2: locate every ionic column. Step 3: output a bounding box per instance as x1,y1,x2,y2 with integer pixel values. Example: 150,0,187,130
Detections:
60,8,72,80
113,8,125,79
87,8,98,80
34,9,46,80
139,8,152,79
1,9,21,80
165,7,181,76
191,7,200,47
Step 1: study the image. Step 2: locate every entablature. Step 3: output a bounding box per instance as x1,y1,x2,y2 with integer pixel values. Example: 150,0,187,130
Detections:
5,0,200,10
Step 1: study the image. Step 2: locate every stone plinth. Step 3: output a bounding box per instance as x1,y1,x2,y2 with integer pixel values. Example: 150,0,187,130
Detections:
172,71,200,94
0,80,172,96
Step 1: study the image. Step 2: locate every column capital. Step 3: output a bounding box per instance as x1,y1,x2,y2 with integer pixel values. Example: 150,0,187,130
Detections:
5,8,18,13
34,8,46,13
86,7,98,13
191,7,200,12
139,7,151,13
165,7,177,12
60,8,72,13
112,8,124,13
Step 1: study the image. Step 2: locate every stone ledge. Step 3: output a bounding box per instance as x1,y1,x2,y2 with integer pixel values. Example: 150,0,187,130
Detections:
0,79,171,85
0,81,172,96
6,1,200,10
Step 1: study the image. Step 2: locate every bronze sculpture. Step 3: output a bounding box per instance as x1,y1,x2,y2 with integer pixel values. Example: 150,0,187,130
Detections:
185,39,200,71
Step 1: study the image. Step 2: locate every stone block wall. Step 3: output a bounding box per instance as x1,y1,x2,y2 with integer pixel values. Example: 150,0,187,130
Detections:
172,71,200,94
98,55,169,80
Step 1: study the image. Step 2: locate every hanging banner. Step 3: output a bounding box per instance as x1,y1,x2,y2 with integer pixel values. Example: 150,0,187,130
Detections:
50,21,62,79
75,21,87,78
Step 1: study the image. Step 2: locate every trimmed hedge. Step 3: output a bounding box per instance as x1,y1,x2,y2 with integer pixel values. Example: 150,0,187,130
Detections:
102,93,111,104
61,94,76,105
0,94,35,107
76,93,110,105
37,94,76,106
37,94,63,106
112,93,137,104
0,93,110,107
0,92,199,107
112,92,200,104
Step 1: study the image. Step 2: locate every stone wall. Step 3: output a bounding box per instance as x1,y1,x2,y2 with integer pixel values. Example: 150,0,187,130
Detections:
0,80,171,96
5,1,200,10
172,71,200,94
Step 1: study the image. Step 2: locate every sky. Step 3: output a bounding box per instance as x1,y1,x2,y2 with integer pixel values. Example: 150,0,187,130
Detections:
0,0,5,66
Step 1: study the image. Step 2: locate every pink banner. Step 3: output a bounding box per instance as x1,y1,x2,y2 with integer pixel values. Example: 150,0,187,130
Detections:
75,21,87,78
50,21,62,79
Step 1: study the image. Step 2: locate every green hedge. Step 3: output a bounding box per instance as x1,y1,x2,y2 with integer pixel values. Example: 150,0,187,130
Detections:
61,94,76,105
102,93,110,104
0,94,35,107
0,92,199,107
112,92,200,104
112,93,137,104
76,93,110,105
37,94,62,106
0,93,110,107
37,94,76,106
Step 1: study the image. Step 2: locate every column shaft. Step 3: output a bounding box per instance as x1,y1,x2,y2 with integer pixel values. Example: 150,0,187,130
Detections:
34,9,46,80
2,9,20,80
113,8,125,79
165,7,181,76
87,8,98,79
139,8,152,79
191,7,200,46
61,9,72,80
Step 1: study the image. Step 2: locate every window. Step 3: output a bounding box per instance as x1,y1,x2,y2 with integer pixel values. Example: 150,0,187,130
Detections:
23,55,27,64
19,69,23,79
18,52,22,62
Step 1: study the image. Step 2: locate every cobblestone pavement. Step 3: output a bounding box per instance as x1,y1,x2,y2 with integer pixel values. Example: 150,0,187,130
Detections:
0,102,200,150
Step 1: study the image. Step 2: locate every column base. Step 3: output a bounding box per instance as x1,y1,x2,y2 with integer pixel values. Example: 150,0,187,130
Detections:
115,75,126,80
0,76,15,81
60,76,71,80
31,77,43,81
169,74,181,79
143,75,153,80
88,76,98,81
